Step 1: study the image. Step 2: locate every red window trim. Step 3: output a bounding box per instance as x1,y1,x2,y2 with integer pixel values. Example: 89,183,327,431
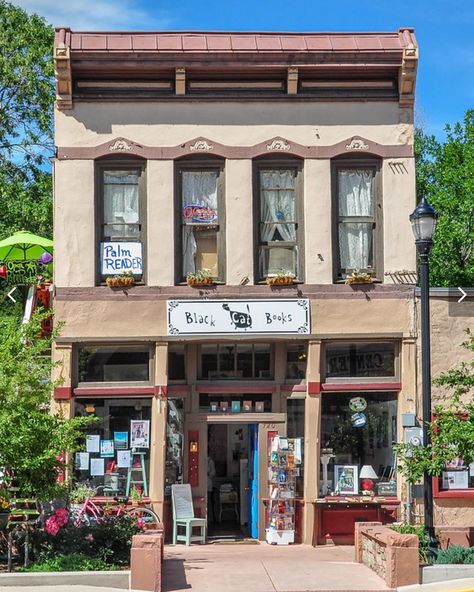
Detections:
433,476,474,499
321,382,401,392
73,386,154,396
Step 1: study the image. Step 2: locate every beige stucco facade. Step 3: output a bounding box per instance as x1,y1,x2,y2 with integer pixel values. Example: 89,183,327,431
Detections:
51,28,474,545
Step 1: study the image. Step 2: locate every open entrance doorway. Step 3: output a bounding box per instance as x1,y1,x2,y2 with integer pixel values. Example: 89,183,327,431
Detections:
207,423,258,541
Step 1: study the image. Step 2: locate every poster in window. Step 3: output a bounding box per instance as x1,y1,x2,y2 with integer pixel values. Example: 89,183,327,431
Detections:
100,440,115,457
75,452,89,471
90,458,105,477
130,420,150,449
334,465,359,495
442,470,469,490
114,432,128,450
86,434,100,453
117,450,131,468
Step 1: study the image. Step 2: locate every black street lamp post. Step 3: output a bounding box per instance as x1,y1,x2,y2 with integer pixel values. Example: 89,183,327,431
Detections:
410,196,439,555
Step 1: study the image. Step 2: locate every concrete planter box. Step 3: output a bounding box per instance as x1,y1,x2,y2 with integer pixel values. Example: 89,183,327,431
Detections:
0,570,130,588
421,564,474,584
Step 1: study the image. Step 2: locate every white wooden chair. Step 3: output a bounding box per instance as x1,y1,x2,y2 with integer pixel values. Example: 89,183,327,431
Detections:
171,484,206,545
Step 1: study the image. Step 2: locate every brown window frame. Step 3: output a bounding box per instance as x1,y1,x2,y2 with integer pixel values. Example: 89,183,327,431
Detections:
95,159,147,285
253,159,304,283
332,158,383,282
74,343,155,388
322,340,400,384
175,159,225,284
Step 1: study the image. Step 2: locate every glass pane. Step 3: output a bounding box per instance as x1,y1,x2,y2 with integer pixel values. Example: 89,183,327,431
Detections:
218,344,235,374
168,345,185,380
201,344,218,378
326,342,396,379
165,399,184,494
236,344,253,378
320,392,397,496
339,222,373,271
182,171,218,224
260,170,296,243
254,343,271,379
287,399,305,497
338,170,374,217
286,344,307,379
182,225,218,278
78,347,149,382
73,399,152,496
103,170,140,239
260,246,297,277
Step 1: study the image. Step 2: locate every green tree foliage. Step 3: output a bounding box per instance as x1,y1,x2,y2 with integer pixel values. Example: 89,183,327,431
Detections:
415,111,474,287
0,312,94,501
395,330,474,483
0,1,54,239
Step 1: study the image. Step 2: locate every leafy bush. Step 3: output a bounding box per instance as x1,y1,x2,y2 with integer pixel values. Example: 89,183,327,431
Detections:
434,545,474,565
20,553,116,572
391,524,430,563
17,514,141,567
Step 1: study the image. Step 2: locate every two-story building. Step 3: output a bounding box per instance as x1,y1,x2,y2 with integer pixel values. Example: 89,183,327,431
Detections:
52,27,423,544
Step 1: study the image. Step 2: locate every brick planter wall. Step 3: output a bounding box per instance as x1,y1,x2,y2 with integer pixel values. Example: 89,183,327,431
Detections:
130,525,164,592
355,522,419,588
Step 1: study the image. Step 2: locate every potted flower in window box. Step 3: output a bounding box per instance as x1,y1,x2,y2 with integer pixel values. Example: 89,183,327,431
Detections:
266,271,295,285
345,270,374,285
106,270,135,288
186,268,214,287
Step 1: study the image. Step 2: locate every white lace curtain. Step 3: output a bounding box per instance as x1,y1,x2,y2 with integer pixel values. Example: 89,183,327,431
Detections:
182,171,218,275
104,171,139,238
260,170,296,242
338,170,374,270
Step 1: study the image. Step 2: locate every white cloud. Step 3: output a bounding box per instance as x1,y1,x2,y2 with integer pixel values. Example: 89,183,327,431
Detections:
13,0,172,30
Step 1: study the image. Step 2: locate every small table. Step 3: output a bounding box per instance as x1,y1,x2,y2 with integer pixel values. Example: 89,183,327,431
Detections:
313,496,399,545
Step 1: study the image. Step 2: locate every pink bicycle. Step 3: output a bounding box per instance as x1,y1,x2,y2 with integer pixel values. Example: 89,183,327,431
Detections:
72,493,160,528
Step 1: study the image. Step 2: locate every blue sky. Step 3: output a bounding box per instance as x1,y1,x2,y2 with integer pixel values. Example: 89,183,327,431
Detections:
14,0,474,138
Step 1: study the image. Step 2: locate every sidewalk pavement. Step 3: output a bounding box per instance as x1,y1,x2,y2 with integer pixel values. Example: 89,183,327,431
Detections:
163,543,393,591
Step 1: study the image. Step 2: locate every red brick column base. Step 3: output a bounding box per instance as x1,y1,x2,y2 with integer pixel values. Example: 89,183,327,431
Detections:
130,528,164,592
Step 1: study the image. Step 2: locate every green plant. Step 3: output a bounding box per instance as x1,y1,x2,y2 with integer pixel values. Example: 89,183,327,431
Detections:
394,329,474,484
25,513,143,567
20,552,117,572
433,545,474,565
345,270,374,285
69,483,95,504
391,524,430,563
129,485,143,503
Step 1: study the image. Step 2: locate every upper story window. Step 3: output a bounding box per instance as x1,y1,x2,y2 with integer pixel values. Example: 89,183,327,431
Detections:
178,164,224,282
199,343,273,380
256,164,302,281
98,162,145,283
168,344,186,381
77,345,152,385
286,343,308,380
334,162,382,280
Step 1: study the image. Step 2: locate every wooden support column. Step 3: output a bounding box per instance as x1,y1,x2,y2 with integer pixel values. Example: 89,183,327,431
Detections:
175,67,186,95
303,339,322,545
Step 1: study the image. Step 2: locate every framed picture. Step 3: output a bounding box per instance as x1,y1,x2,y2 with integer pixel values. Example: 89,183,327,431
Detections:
334,464,359,495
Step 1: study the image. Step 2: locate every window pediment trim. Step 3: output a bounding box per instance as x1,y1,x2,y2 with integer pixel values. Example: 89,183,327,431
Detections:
58,136,412,161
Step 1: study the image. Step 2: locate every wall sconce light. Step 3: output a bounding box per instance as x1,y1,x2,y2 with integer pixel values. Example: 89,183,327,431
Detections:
189,441,198,453
84,404,96,414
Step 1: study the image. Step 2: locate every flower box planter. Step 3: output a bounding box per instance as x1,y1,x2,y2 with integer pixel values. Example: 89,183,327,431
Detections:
106,277,135,288
266,276,295,286
187,278,214,287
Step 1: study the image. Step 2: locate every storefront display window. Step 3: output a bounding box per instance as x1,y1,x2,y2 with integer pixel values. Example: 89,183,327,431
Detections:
165,399,184,494
78,346,151,383
286,343,307,380
168,344,186,381
74,398,152,496
325,342,396,380
287,399,305,497
320,392,397,497
199,343,272,379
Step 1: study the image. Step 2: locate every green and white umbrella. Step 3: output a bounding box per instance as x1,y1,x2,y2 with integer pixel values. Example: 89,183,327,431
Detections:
0,230,53,261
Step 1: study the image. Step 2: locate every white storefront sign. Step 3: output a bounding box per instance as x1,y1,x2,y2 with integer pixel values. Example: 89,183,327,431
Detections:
167,299,310,336
100,242,143,275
